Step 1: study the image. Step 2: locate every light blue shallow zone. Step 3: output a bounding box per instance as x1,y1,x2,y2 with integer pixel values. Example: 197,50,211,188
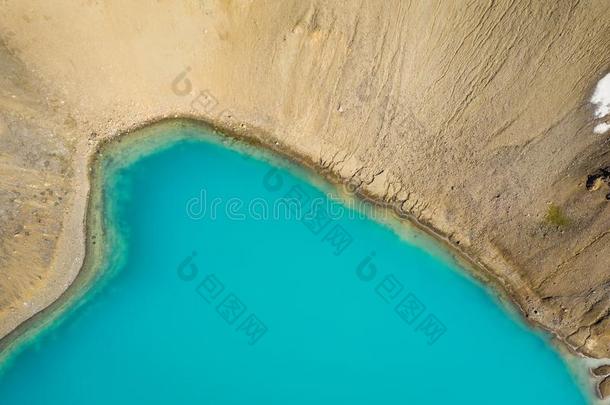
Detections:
0,129,587,405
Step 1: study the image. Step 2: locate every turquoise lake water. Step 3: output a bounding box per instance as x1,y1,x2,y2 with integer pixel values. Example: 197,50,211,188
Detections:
0,126,587,404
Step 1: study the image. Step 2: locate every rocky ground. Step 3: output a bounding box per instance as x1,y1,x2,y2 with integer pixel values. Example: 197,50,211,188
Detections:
0,0,609,390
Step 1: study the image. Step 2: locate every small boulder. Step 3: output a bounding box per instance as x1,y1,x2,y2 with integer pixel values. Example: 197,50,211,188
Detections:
592,365,610,377
599,376,610,399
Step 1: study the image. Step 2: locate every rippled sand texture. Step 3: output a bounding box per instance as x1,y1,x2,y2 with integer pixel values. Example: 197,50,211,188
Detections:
0,0,609,362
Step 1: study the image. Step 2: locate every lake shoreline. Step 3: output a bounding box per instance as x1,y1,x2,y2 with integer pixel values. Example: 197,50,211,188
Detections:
0,117,603,403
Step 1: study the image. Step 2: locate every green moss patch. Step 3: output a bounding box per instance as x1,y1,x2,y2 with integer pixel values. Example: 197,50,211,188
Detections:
545,203,570,227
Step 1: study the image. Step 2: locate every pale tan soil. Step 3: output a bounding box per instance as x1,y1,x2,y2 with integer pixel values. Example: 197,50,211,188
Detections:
0,0,609,386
